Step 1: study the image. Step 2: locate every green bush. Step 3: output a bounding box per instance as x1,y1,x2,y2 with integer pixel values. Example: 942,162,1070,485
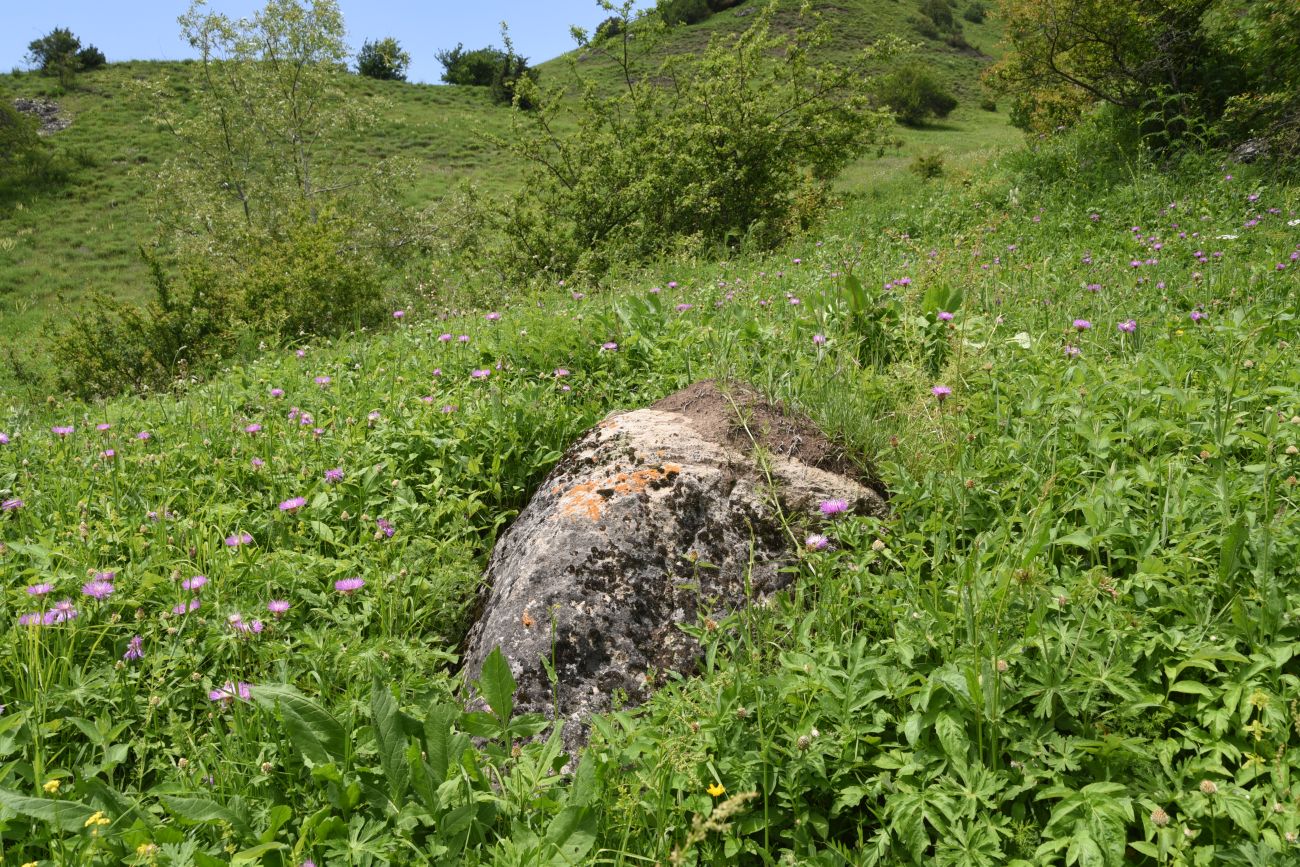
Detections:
909,150,946,179
658,0,713,25
356,37,410,81
76,45,106,70
54,211,390,398
25,27,105,85
436,42,539,107
486,6,896,282
877,62,959,125
962,1,987,23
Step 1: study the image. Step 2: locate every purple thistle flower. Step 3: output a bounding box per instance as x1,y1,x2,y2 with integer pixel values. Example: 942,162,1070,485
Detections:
295,349,307,358
937,311,954,322
2,499,23,512
441,404,458,413
1117,319,1137,333
438,333,452,342
601,342,618,351
1086,283,1102,293
1190,310,1207,322
244,423,262,434
101,449,115,460
270,387,284,398
44,599,78,625
123,635,144,661
182,575,208,591
314,376,331,386
675,303,693,313
267,599,290,616
96,423,111,431
209,681,252,703
393,310,405,319
172,599,201,615
0,433,9,445
376,518,395,538
225,532,254,548
135,431,152,441
554,368,570,378
18,612,43,626
458,335,470,343
1063,345,1082,358
819,499,848,516
51,425,74,437
334,577,365,594
485,311,501,321
279,496,307,512
1072,319,1091,331
82,580,115,600
470,369,491,380
812,333,826,346
251,457,265,469
27,583,54,596
805,533,830,551
931,385,952,401
324,467,344,483
668,281,678,289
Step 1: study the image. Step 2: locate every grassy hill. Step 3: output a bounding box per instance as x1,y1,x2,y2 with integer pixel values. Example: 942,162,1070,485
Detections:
0,0,1016,402
0,141,1297,862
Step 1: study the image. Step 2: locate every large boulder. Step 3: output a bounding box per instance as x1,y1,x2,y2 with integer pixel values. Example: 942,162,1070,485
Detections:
460,380,886,751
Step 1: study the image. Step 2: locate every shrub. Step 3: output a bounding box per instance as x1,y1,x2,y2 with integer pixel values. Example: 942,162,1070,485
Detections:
909,151,946,179
437,41,539,107
486,4,896,281
594,16,625,41
919,0,956,32
658,0,713,25
356,37,410,81
877,63,959,126
76,45,106,70
963,1,987,23
980,95,998,112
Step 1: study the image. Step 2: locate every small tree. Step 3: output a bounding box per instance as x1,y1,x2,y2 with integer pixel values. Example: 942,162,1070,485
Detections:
356,37,410,81
437,44,506,86
26,27,105,86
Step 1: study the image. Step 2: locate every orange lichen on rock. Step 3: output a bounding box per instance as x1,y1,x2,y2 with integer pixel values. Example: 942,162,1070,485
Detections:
558,464,681,522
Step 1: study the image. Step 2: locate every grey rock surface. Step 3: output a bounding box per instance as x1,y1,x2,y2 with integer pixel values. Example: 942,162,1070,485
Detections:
461,380,886,751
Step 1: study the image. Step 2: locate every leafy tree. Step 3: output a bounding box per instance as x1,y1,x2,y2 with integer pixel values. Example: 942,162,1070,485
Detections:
0,101,46,188
356,37,410,81
877,63,959,126
437,44,508,86
485,1,897,281
25,27,105,86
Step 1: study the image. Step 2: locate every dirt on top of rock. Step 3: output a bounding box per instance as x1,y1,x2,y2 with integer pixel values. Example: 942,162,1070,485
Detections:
650,379,886,499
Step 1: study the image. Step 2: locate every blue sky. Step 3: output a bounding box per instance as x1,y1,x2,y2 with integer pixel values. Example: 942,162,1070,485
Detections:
3,1,654,84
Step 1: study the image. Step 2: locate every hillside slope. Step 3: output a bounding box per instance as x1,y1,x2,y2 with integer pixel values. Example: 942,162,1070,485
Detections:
0,0,1012,400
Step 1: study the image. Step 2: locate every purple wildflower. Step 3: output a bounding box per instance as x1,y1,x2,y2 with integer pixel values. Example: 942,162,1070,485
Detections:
438,333,452,342
471,369,491,380
937,311,954,322
805,533,830,552
601,342,618,351
96,423,111,432
225,532,254,548
1190,310,1207,322
324,467,344,483
314,376,331,386
1063,345,1082,358
486,311,501,321
279,496,307,512
376,518,395,538
82,580,115,600
51,425,74,437
819,499,849,517
172,599,201,615
244,423,262,434
18,612,42,626
458,335,470,343
44,599,78,625
812,333,826,346
393,310,405,319
182,575,208,591
135,431,151,441
334,577,365,595
270,388,284,398
267,599,290,617
0,433,9,445
1072,319,1092,331
2,499,22,512
1117,319,1137,333
554,368,570,378
251,457,265,469
123,635,144,661
26,583,54,596
931,385,952,402
675,303,693,313
101,449,115,460
209,681,252,703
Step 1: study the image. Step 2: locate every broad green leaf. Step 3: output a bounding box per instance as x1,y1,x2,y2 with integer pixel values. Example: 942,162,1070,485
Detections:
370,678,410,800
0,788,95,832
159,794,247,833
479,646,515,722
544,806,597,864
423,703,458,784
252,684,346,766
231,841,289,864
935,713,969,765
1218,515,1247,585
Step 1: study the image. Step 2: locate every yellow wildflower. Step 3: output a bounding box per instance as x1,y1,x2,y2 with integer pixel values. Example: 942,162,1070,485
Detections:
42,779,60,794
707,782,725,797
84,810,110,828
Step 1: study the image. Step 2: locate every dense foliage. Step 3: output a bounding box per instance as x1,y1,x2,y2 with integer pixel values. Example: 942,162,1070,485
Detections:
436,43,540,106
1,139,1299,863
484,3,896,282
656,0,746,26
877,63,959,126
356,37,410,82
989,0,1300,160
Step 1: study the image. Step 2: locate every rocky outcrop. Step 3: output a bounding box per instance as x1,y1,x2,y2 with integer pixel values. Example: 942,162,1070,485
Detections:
13,98,70,135
461,380,886,751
